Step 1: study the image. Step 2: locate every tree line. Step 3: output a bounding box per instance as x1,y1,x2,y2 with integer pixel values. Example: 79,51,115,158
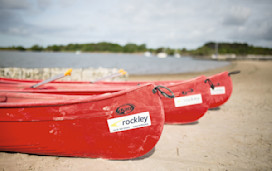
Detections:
1,42,272,56
191,42,272,56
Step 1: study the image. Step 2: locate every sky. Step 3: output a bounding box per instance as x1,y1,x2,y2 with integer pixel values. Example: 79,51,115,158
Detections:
0,0,272,49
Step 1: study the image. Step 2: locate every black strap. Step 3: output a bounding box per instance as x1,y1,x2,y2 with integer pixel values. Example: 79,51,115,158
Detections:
228,70,241,76
152,85,175,99
204,79,215,89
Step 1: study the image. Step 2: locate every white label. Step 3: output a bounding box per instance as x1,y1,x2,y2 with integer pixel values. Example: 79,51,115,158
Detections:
210,86,225,95
107,112,151,133
174,94,203,107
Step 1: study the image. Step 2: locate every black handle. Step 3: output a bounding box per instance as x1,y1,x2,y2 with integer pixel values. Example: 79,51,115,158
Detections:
228,70,241,76
204,79,215,89
152,85,175,99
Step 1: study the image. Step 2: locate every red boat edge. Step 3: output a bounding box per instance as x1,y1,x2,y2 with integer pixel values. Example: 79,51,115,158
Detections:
0,83,165,160
0,71,239,123
160,76,210,124
205,71,234,108
0,76,210,124
0,71,236,109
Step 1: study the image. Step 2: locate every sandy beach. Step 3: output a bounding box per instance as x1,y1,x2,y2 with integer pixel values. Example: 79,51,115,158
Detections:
0,60,271,170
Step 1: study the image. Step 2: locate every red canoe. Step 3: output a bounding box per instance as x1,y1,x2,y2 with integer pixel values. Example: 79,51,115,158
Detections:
205,71,237,108
0,71,238,109
93,71,237,109
0,83,165,160
89,71,236,109
0,76,210,124
157,76,210,124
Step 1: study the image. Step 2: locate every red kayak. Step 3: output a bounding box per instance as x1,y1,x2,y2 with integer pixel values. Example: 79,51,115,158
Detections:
0,83,166,160
89,71,236,109
205,71,239,108
0,71,239,109
0,76,210,124
157,76,210,124
89,71,239,109
0,81,134,95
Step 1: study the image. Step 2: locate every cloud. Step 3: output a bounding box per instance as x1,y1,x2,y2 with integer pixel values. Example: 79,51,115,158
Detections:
0,0,271,48
227,20,272,47
36,0,52,9
223,6,251,26
0,10,24,33
0,0,54,37
0,0,31,10
221,2,272,47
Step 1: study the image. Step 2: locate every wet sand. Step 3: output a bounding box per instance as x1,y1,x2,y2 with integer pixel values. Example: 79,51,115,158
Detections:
0,60,272,170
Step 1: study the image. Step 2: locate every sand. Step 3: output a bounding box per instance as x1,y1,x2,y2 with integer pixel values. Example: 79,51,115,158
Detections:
0,60,271,170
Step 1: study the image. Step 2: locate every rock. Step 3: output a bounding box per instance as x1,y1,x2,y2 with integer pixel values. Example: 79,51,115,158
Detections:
0,67,128,81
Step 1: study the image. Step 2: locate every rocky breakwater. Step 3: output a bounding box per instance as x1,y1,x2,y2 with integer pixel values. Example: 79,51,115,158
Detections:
0,67,128,81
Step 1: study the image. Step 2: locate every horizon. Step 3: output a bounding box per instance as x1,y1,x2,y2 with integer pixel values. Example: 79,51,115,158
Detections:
1,41,270,51
0,0,272,49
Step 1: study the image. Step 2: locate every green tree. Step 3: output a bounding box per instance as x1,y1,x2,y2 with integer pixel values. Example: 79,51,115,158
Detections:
123,43,138,53
47,45,62,52
155,47,164,53
15,46,26,51
30,44,43,52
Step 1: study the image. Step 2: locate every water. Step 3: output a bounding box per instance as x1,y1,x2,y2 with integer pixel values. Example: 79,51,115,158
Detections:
0,51,230,75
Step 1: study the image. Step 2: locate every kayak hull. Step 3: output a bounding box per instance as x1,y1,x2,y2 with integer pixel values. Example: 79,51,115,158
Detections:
206,72,233,108
0,84,164,160
159,76,210,124
0,71,235,123
1,76,210,124
0,72,234,109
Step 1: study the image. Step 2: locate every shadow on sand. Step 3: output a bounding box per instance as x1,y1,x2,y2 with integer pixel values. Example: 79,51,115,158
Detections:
165,120,199,126
1,148,156,161
115,147,156,161
208,107,221,111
